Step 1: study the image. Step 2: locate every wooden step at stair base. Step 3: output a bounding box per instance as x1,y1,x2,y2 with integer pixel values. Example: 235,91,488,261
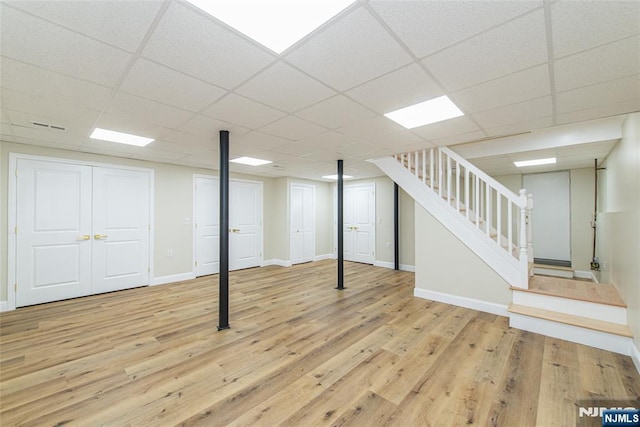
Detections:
508,304,634,356
533,263,574,278
526,275,625,306
511,288,628,324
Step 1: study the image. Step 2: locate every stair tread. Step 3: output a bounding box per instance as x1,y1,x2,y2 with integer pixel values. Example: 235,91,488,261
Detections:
512,275,627,307
533,263,573,272
508,304,633,337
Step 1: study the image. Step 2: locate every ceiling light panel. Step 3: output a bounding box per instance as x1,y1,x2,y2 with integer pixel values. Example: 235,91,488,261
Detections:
384,96,464,129
90,128,154,146
230,156,272,166
185,0,356,54
514,157,556,167
322,174,353,180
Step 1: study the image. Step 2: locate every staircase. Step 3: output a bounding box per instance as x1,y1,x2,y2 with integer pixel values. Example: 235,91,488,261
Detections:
370,147,634,356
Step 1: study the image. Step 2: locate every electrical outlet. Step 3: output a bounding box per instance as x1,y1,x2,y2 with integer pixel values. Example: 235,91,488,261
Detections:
386,241,391,248
168,249,174,258
184,217,190,225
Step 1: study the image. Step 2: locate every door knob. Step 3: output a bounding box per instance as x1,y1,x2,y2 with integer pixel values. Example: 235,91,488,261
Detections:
78,235,90,241
94,234,108,240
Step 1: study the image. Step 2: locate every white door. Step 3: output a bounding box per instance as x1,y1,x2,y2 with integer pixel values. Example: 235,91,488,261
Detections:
92,167,150,294
16,159,92,307
195,177,220,276
343,183,375,264
290,183,315,264
194,177,262,274
230,181,262,271
523,171,571,263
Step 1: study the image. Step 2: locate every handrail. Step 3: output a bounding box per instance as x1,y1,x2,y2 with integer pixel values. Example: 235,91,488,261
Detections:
440,147,526,207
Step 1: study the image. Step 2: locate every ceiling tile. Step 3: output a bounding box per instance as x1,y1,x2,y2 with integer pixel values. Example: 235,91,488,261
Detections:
554,35,640,92
259,116,327,141
484,116,553,138
233,131,290,151
412,116,481,141
451,65,550,114
201,94,286,129
107,92,194,129
296,131,355,150
346,63,444,114
236,62,335,112
159,129,217,149
551,0,640,58
423,10,547,91
141,2,275,89
556,74,640,114
0,58,112,111
472,96,552,129
431,130,488,147
295,95,376,129
2,89,100,135
337,116,405,142
337,141,390,160
120,59,227,112
285,6,412,91
556,99,640,126
0,5,132,86
178,115,250,138
370,0,542,58
12,124,88,147
6,0,163,52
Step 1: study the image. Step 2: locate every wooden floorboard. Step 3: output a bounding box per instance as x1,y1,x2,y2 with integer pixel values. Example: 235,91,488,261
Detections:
1,260,638,426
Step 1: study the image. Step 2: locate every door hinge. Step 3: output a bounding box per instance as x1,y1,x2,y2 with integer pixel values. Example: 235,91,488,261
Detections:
148,267,150,273
195,261,198,266
14,226,17,234
15,169,18,177
148,224,151,231
195,223,198,229
14,283,17,292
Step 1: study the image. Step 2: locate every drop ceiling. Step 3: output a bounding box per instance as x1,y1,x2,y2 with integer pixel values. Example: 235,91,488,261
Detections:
1,0,639,181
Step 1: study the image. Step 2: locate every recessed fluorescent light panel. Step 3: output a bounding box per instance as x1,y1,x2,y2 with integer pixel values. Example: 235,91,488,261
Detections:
384,96,464,129
185,0,356,54
514,157,557,167
90,128,154,147
230,156,272,166
322,174,353,180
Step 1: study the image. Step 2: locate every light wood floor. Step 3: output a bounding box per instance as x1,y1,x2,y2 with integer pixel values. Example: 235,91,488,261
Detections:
1,260,638,426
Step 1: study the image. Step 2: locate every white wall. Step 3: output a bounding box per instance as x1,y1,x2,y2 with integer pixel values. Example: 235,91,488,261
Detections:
597,112,640,350
0,141,342,303
414,204,511,307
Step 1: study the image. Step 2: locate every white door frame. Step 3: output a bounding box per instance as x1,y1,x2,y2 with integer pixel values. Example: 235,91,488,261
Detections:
192,174,264,276
7,152,155,311
290,182,316,265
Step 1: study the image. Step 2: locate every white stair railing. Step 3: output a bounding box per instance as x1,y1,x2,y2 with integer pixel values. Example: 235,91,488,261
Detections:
393,147,534,287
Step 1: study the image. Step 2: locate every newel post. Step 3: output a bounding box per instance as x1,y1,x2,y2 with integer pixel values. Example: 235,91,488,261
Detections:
527,192,534,265
518,189,529,287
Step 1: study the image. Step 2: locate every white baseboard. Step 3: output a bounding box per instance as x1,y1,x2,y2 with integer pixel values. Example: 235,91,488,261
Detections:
0,301,8,312
373,260,416,272
151,272,196,286
413,288,509,317
574,270,599,283
632,341,640,376
314,254,333,262
262,259,292,267
509,312,633,356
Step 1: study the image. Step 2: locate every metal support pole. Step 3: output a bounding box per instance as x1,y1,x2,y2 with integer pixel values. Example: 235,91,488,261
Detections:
218,130,230,330
336,160,344,290
394,183,399,271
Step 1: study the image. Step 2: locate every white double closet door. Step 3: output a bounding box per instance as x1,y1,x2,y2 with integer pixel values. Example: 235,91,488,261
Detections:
195,176,262,276
15,159,151,307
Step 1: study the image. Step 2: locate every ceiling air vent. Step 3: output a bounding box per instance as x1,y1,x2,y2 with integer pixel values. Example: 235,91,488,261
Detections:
30,121,66,131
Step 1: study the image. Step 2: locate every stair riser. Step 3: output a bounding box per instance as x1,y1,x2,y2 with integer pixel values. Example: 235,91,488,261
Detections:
533,267,574,278
512,291,627,324
509,313,633,356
